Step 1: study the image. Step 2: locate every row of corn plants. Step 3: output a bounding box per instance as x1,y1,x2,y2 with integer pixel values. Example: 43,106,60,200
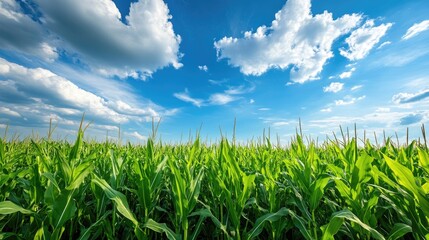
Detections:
0,124,428,239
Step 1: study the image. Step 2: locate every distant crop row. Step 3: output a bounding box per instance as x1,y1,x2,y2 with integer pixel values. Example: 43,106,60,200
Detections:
0,124,428,239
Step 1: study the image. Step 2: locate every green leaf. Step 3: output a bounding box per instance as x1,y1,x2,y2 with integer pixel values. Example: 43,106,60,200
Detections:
42,172,61,192
351,153,373,189
69,129,83,161
0,201,33,215
288,210,312,240
51,191,76,229
144,219,181,240
309,176,330,211
247,207,290,239
322,209,385,240
418,148,429,173
66,161,93,190
189,207,229,238
384,155,429,216
92,175,138,226
387,223,412,240
77,211,111,240
34,225,51,240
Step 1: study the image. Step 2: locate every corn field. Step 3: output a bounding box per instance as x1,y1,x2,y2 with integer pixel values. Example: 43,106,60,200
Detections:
0,124,429,239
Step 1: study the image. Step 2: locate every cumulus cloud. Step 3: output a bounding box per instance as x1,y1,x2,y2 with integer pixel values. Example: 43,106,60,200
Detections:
339,67,356,79
0,0,182,79
0,58,166,126
129,131,147,141
0,0,57,61
340,20,392,61
392,89,429,104
214,0,362,83
335,95,366,106
198,65,208,72
402,20,429,40
323,82,344,93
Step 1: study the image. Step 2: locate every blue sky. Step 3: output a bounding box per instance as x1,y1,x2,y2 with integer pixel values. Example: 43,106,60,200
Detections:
0,0,429,143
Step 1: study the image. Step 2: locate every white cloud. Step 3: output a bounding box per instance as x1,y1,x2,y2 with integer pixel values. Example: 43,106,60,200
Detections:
402,20,429,40
335,95,366,106
224,84,255,95
174,84,254,107
320,107,332,112
377,41,391,49
173,89,204,107
249,99,255,104
208,93,236,105
339,67,356,79
258,108,270,111
208,79,227,86
323,82,344,93
340,20,392,61
0,0,58,61
214,0,362,83
392,89,429,104
5,0,182,79
376,107,390,113
0,58,167,126
272,121,290,127
129,131,147,141
198,65,208,72
351,85,363,91
0,106,21,117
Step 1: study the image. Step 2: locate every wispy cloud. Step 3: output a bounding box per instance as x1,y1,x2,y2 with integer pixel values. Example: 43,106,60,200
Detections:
272,121,291,127
174,84,254,107
173,89,204,107
214,0,362,83
402,20,429,40
208,93,236,105
323,82,344,93
375,107,390,113
392,89,429,104
351,85,363,91
0,106,21,117
258,108,270,111
340,20,392,61
335,95,366,106
320,107,332,112
377,41,391,49
208,79,227,86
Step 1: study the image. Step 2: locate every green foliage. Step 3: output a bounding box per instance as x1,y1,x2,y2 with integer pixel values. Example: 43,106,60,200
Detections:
0,127,428,239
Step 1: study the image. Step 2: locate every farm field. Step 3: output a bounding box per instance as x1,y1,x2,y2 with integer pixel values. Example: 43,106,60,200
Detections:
0,125,429,240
